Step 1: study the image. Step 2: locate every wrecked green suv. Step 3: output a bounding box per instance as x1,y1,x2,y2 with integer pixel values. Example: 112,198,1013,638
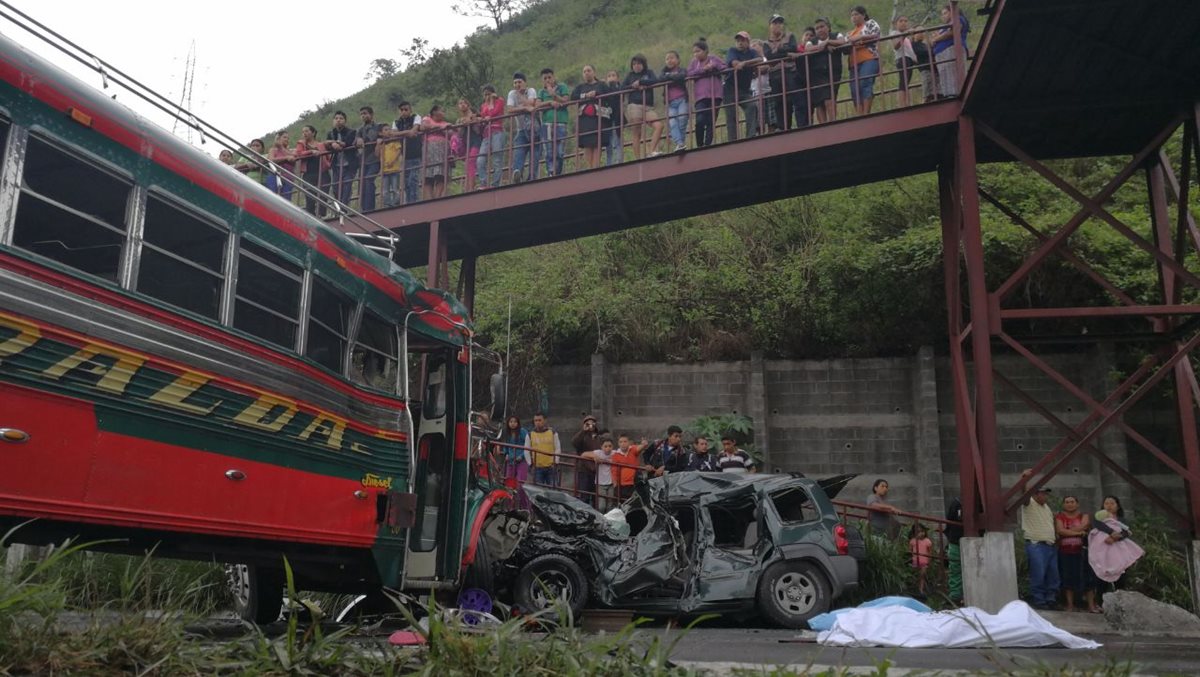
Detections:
496,473,865,628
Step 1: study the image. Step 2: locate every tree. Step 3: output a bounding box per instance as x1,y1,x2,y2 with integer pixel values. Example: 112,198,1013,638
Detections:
364,58,398,83
451,0,530,31
417,43,495,104
401,37,430,67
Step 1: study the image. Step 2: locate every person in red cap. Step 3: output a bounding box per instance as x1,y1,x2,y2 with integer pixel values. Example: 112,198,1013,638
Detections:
725,31,765,139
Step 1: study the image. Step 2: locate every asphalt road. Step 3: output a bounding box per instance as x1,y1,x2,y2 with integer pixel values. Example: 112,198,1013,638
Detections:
648,627,1200,675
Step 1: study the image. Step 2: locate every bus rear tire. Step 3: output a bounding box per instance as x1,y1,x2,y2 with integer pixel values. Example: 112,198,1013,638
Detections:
226,563,284,624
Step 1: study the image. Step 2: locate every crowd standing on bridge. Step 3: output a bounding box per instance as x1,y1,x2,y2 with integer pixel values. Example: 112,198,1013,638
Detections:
224,5,970,214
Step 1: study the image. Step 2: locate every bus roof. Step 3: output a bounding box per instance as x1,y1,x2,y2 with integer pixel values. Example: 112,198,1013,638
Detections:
0,31,470,341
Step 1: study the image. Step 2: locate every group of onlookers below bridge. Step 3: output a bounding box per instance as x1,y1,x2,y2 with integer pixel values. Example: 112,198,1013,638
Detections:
493,413,756,511
866,472,1145,610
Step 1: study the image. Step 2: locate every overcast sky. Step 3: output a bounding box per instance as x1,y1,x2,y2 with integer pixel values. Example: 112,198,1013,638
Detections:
1,1,483,156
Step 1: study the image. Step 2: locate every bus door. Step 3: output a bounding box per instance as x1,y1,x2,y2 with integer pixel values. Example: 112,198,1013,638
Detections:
404,348,459,583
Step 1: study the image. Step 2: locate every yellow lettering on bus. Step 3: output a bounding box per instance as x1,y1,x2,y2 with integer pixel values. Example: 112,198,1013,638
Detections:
233,393,298,432
147,371,222,415
0,314,41,361
297,413,347,451
41,343,145,394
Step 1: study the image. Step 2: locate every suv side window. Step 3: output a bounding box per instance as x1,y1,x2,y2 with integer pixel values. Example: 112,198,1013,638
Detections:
770,486,818,523
706,499,757,549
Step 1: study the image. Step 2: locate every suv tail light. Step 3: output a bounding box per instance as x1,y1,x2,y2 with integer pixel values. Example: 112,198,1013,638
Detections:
834,524,849,555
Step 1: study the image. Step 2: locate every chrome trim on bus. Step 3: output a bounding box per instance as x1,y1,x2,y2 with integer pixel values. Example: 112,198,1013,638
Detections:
0,124,24,246
219,231,239,326
296,265,313,355
344,302,364,379
118,185,147,290
0,266,402,429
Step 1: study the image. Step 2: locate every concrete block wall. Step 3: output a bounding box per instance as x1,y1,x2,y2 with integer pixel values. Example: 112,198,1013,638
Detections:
529,345,1188,521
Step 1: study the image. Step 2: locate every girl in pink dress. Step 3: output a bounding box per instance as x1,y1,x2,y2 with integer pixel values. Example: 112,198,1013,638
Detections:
909,523,933,597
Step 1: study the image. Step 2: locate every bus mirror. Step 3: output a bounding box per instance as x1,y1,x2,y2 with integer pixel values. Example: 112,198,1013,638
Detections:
385,491,418,528
489,373,507,421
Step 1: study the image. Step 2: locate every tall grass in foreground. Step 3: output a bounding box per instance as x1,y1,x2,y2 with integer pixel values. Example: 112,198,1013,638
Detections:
0,528,1144,676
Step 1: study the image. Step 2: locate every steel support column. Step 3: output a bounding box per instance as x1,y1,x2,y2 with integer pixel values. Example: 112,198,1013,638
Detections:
426,220,449,289
940,115,1006,534
1151,150,1200,532
940,159,979,535
460,256,477,318
957,116,1004,531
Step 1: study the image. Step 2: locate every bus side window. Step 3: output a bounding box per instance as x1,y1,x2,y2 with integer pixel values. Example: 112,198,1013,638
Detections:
11,135,132,282
350,310,398,393
305,275,354,374
137,195,228,320
233,238,303,350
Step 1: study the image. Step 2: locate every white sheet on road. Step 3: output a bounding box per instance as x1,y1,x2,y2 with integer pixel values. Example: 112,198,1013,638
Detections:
817,600,1101,649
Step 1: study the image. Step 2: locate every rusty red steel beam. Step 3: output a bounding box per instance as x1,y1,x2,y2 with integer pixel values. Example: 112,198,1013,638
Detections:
957,116,1005,530
1001,331,1200,503
979,120,1200,294
993,371,1191,526
998,331,1200,485
998,342,1165,505
1148,162,1177,313
1172,355,1200,534
1160,145,1200,268
998,305,1200,320
990,117,1183,302
978,187,1140,308
939,160,982,535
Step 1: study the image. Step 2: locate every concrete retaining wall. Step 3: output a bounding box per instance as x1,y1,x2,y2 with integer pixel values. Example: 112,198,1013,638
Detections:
528,345,1184,520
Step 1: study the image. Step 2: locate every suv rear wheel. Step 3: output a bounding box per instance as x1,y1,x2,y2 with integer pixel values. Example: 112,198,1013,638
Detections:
756,560,830,629
513,553,589,620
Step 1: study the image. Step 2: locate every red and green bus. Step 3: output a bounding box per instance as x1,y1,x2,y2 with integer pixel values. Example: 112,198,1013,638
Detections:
0,33,505,621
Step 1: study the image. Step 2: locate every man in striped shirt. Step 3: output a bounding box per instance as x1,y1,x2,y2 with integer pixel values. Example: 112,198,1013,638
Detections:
717,434,756,473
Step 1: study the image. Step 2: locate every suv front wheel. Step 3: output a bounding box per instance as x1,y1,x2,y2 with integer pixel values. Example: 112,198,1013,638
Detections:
756,560,830,628
513,553,589,620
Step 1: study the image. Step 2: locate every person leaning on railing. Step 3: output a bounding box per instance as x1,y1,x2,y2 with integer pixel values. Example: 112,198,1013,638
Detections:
355,106,383,211
476,85,506,189
455,97,483,193
622,54,665,159
761,14,801,132
601,69,626,164
234,138,267,185
419,105,452,200
528,412,561,487
686,38,726,149
537,68,571,178
845,5,882,116
658,51,689,153
507,73,540,183
573,65,607,169
725,31,764,139
932,3,970,99
293,125,329,217
325,111,358,205
889,15,919,107
267,131,297,202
